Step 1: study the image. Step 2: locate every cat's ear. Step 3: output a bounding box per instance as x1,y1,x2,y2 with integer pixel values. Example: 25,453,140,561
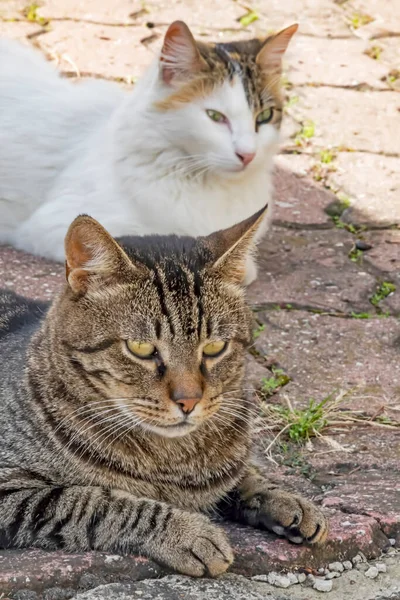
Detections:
256,24,298,72
64,215,138,294
160,21,205,85
205,204,268,285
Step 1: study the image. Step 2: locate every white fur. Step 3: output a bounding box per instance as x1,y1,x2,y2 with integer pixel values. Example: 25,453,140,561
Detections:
0,40,279,283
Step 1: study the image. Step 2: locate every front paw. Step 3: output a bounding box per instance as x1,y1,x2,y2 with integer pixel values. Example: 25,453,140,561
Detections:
245,490,328,544
148,510,234,577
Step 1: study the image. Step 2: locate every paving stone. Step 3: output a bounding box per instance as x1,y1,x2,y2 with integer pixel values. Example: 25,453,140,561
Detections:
288,36,390,88
0,513,389,596
35,22,152,80
291,88,400,154
326,153,400,227
252,309,400,404
0,20,41,41
0,245,62,301
249,227,377,314
347,0,400,32
313,578,333,592
320,470,400,543
22,576,274,600
365,565,379,579
272,160,335,227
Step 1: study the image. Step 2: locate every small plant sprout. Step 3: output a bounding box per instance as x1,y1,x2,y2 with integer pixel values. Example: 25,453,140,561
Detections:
261,368,290,397
238,8,259,27
295,121,315,146
253,323,265,339
370,281,396,307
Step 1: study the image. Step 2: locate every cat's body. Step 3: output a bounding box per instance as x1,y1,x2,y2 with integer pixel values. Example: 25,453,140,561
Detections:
0,210,327,574
0,22,297,282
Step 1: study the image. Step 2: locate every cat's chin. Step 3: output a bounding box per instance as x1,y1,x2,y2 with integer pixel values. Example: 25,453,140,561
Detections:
141,421,199,439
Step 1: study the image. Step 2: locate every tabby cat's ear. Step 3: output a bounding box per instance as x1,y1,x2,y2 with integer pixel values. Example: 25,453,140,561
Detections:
256,24,298,72
160,21,205,85
205,204,268,285
64,215,138,294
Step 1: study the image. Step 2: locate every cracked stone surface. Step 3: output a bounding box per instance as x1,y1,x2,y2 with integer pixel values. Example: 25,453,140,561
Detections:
0,0,399,598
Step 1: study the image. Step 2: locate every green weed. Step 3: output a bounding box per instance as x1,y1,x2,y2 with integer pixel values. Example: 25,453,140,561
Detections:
22,3,48,25
364,45,382,60
261,368,290,397
350,12,374,29
285,95,299,109
332,216,359,234
348,246,363,263
319,148,336,164
238,9,259,27
370,281,396,307
295,120,315,146
253,323,265,339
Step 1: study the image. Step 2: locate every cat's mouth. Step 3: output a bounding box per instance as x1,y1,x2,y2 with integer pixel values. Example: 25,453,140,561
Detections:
144,419,198,438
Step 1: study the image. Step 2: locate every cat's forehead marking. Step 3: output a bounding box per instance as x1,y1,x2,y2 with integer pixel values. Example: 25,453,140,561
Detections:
201,42,269,113
214,44,242,79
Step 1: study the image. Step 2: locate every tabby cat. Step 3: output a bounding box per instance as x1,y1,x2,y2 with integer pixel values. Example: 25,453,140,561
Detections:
0,21,297,283
0,207,327,576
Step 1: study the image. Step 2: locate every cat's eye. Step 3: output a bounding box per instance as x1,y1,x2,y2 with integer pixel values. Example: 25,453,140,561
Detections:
206,109,227,124
203,340,227,358
126,340,156,359
256,108,274,126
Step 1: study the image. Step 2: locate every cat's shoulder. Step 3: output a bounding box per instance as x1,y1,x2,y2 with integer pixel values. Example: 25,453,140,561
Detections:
0,289,49,340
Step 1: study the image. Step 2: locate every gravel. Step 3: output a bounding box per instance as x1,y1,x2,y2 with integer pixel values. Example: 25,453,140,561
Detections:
313,578,333,592
364,566,379,579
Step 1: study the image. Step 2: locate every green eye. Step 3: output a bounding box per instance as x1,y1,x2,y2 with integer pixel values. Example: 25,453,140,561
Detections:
126,340,156,359
203,340,227,358
206,109,227,123
256,108,274,126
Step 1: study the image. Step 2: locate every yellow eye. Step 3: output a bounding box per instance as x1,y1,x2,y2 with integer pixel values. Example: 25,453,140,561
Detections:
203,341,227,358
206,109,227,123
256,108,274,126
126,340,156,359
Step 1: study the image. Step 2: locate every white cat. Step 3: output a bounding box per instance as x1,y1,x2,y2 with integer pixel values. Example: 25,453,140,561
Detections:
0,21,297,283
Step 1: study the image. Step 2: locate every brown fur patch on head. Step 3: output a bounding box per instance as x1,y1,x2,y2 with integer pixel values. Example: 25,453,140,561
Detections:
155,22,297,120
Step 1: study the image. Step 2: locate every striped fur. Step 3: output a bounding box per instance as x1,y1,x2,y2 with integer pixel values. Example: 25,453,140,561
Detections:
0,212,327,576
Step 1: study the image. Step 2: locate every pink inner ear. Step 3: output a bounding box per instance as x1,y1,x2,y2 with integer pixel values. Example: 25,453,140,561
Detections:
160,21,202,84
257,23,298,71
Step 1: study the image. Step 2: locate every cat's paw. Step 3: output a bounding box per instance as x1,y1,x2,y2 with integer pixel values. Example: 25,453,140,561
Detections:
246,490,328,544
149,511,233,577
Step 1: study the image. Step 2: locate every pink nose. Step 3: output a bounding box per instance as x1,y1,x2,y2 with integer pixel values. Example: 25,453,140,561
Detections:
236,152,256,167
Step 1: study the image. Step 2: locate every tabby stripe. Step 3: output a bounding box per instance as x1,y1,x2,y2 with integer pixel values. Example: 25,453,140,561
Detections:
31,487,63,532
6,493,32,545
130,501,145,532
68,358,106,396
153,268,175,336
47,514,71,548
158,508,173,537
61,338,115,354
193,271,204,338
87,503,109,549
149,502,163,531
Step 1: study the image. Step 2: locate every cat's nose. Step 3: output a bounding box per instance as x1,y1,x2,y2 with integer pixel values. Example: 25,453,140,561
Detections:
236,151,256,166
170,379,203,415
174,397,201,415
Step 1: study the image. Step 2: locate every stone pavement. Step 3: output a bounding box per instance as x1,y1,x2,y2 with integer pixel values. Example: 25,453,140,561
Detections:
0,0,399,598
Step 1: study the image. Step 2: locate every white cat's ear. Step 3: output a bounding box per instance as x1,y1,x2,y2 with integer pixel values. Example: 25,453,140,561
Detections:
256,24,298,72
205,204,268,285
65,215,139,294
160,21,205,84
